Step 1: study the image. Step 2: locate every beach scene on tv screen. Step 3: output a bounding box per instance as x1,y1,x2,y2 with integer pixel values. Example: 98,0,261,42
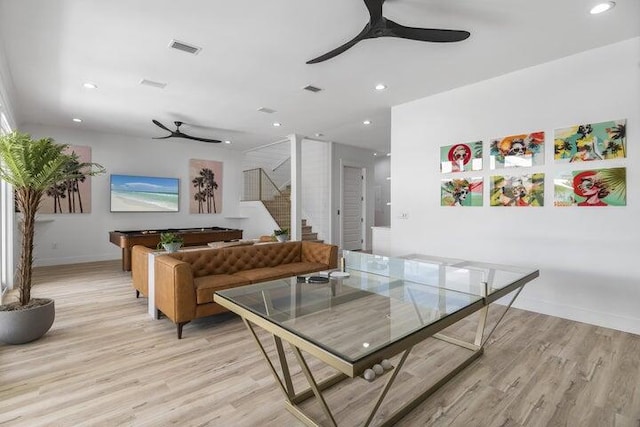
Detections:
110,175,179,212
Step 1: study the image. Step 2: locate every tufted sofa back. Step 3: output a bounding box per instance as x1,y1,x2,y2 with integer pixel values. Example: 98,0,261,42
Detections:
166,242,304,278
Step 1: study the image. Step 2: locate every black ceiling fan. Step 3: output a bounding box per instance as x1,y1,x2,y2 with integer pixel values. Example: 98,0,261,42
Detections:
306,0,470,64
152,120,222,143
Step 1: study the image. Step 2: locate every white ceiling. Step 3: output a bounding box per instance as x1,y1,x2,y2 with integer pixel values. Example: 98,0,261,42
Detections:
0,0,638,152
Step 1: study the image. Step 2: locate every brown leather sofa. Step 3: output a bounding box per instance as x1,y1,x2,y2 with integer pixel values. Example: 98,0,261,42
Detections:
131,245,154,298
150,241,338,338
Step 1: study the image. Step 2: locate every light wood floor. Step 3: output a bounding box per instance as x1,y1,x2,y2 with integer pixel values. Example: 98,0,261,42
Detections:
1,261,639,427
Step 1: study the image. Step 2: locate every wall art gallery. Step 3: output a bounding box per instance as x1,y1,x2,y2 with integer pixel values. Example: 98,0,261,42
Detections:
439,119,627,208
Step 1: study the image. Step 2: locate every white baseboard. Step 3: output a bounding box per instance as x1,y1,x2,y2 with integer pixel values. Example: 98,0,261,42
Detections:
33,254,120,267
513,295,640,336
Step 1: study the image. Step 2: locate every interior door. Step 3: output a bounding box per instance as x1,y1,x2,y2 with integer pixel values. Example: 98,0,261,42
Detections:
342,166,363,250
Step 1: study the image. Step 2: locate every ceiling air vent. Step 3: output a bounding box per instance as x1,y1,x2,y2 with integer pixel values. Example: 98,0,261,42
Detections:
303,85,322,93
139,79,167,89
257,107,277,114
168,39,201,55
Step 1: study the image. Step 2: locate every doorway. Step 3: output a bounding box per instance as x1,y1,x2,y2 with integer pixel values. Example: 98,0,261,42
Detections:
341,165,364,250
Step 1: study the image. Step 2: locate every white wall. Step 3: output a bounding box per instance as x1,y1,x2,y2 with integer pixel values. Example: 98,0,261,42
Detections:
332,142,376,250
0,43,17,292
20,124,246,266
390,38,640,335
237,201,279,240
301,139,330,242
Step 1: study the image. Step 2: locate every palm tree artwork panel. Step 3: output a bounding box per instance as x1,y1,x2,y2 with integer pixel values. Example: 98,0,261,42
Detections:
441,177,483,207
554,119,626,163
440,141,483,173
489,173,545,207
189,159,223,214
39,145,92,214
554,167,626,207
489,132,545,170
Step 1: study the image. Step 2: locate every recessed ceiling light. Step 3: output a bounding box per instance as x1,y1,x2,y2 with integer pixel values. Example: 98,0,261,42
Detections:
72,118,82,123
224,140,231,144
590,1,615,14
314,133,323,137
273,122,281,127
375,83,387,91
373,152,378,156
83,82,97,89
363,120,371,125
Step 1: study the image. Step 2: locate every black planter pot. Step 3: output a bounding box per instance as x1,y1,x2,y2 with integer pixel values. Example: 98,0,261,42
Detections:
0,298,55,344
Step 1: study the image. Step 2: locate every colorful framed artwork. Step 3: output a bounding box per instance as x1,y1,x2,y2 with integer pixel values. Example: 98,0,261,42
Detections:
441,177,483,207
489,173,544,207
40,145,92,214
489,132,544,169
110,175,179,212
440,141,483,173
554,119,626,163
554,167,626,207
189,159,223,214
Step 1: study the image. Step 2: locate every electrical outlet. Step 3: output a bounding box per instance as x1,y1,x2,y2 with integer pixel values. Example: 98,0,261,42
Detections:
399,212,409,219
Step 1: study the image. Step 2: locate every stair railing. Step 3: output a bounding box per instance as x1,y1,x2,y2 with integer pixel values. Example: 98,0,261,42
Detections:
242,168,282,201
242,168,290,230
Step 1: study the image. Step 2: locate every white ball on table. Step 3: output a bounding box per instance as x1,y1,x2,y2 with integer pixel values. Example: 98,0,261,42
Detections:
372,364,384,375
363,369,376,382
381,359,393,370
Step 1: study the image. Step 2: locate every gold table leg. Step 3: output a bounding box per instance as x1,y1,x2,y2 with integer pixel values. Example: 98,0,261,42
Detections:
242,284,525,426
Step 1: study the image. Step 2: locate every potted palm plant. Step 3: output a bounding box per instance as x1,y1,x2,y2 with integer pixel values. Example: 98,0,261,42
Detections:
0,131,104,344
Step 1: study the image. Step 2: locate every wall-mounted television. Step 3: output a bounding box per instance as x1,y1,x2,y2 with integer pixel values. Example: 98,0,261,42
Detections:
110,174,180,212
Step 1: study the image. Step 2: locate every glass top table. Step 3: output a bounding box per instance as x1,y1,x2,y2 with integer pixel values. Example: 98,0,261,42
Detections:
215,250,538,374
214,251,539,426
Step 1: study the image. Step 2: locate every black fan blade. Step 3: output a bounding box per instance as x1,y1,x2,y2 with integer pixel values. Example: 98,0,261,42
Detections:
179,134,222,143
363,0,384,22
306,24,371,64
152,135,173,140
386,19,470,43
152,119,173,132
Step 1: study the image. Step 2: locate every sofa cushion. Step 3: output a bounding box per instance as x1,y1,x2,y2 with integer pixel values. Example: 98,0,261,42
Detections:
169,248,230,278
220,242,301,273
279,262,328,276
233,266,293,283
194,274,251,304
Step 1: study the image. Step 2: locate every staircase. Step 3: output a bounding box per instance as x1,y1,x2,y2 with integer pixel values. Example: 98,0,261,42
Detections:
301,219,323,243
244,168,323,243
261,191,323,242
262,187,291,230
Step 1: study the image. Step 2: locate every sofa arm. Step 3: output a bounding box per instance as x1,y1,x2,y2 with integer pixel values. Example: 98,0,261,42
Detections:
154,255,197,324
301,241,338,269
131,245,154,297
